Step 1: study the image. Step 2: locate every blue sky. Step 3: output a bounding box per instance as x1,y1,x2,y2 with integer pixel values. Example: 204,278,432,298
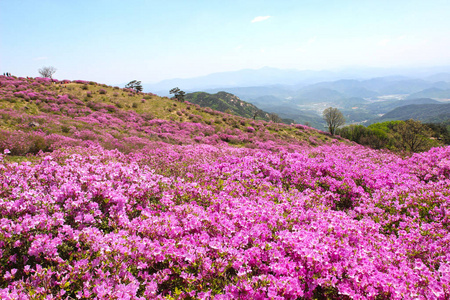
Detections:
1,0,450,84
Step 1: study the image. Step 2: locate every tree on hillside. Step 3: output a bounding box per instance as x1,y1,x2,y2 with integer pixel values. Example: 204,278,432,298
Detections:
169,87,186,102
323,107,345,135
38,66,57,79
268,113,282,123
425,122,450,145
395,119,436,152
125,80,143,92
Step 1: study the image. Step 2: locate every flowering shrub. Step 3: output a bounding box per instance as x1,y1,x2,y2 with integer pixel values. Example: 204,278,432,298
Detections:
0,142,449,299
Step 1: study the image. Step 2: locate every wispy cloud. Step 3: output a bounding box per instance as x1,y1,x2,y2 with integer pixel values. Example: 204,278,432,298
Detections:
251,16,271,23
307,37,317,46
34,56,48,61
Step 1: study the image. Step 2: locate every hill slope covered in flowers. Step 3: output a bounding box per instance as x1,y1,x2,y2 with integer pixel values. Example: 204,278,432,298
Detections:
0,75,449,299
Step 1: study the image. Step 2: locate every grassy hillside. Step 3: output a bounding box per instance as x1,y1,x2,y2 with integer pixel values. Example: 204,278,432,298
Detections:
0,76,342,157
184,91,270,121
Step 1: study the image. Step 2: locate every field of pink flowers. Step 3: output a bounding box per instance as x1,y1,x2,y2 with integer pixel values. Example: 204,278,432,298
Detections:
0,75,450,299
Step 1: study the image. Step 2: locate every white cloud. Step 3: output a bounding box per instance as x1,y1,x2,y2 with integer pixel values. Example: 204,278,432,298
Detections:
251,16,271,23
34,56,48,61
307,37,317,46
378,38,391,46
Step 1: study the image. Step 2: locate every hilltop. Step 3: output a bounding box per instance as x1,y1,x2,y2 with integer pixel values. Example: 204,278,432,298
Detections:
185,91,271,122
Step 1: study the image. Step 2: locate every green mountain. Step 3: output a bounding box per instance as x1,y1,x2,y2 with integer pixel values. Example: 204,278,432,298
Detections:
185,91,270,121
306,80,379,98
367,98,441,114
370,103,450,123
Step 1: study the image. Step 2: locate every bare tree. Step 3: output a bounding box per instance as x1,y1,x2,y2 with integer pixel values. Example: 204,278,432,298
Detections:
38,66,57,79
323,107,345,135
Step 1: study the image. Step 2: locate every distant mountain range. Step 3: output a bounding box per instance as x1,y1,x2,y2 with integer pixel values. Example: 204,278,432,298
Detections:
407,88,450,99
142,66,450,129
142,66,450,96
144,67,338,96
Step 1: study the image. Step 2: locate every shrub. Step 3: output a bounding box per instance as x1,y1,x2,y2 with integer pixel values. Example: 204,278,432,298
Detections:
99,89,107,94
61,125,70,133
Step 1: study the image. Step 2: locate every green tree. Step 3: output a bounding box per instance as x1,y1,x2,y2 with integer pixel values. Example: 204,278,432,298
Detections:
268,113,282,123
125,80,143,92
169,87,186,102
395,119,437,152
323,107,345,135
338,124,390,149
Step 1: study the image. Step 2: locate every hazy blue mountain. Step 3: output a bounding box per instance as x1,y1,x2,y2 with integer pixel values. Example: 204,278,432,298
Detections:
426,73,450,82
140,66,450,96
292,88,344,104
204,85,295,101
250,95,286,106
376,79,434,94
305,80,379,98
359,76,411,92
143,67,337,96
406,88,450,99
